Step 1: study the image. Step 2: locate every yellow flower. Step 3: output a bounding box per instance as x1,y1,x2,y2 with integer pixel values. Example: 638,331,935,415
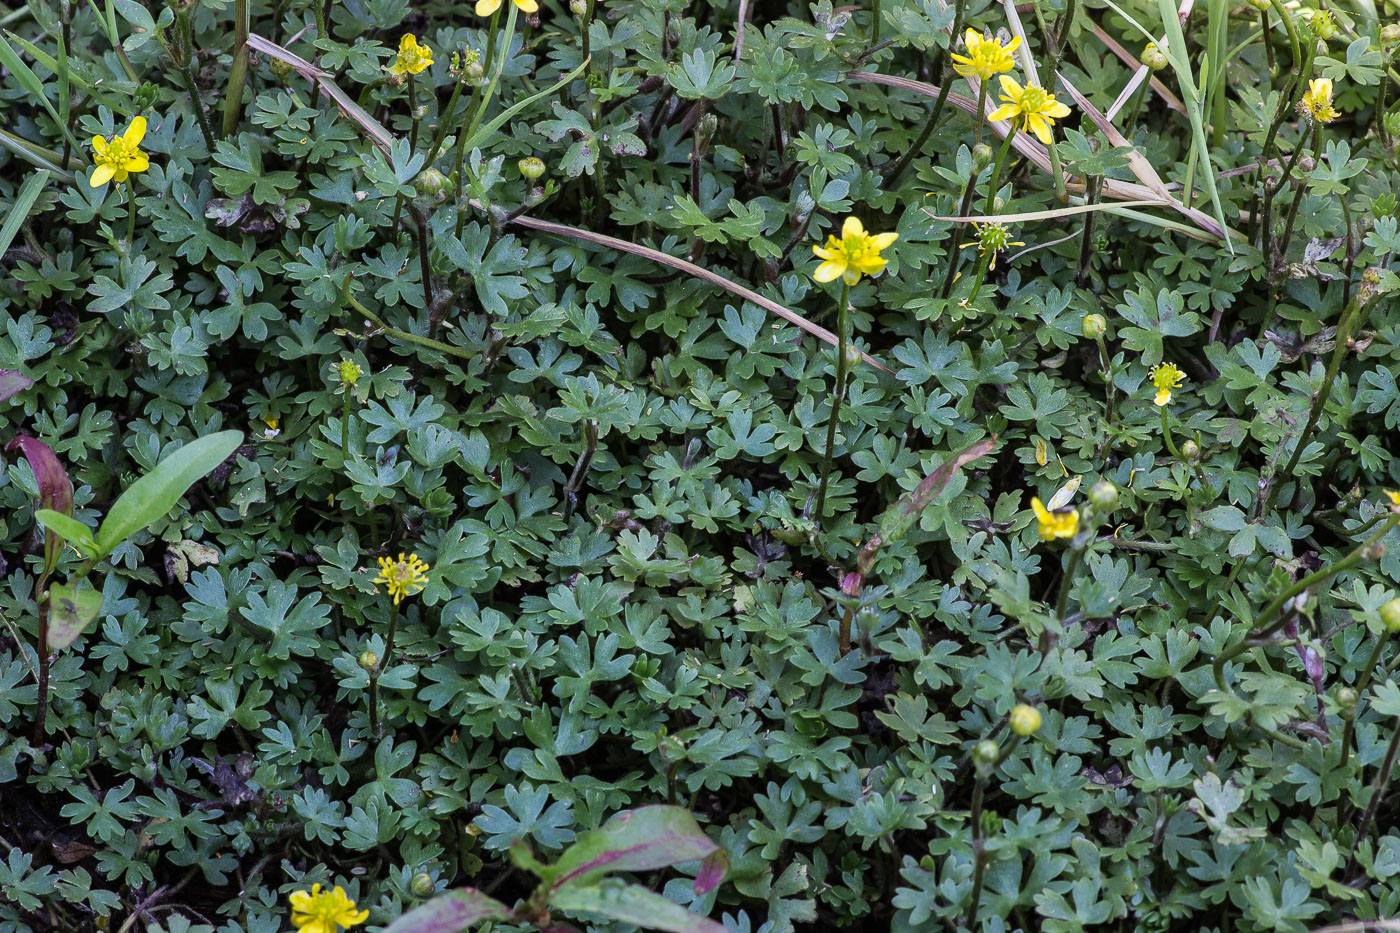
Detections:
959,221,1024,271
987,75,1073,144
476,0,538,16
1150,361,1186,407
373,553,430,604
289,885,368,933
950,29,1021,80
1030,496,1078,541
89,116,150,188
1385,490,1400,511
1299,77,1338,124
386,34,434,75
1009,703,1042,736
812,216,899,285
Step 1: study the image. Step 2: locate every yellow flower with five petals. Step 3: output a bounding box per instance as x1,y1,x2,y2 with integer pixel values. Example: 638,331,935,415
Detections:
1150,362,1186,407
987,76,1072,144
812,216,899,285
951,29,1021,80
89,116,150,188
386,34,434,75
289,885,368,933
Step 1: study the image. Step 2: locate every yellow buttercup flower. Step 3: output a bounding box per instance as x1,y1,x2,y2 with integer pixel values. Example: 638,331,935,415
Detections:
1384,491,1400,511
289,885,368,933
951,29,1021,80
1030,496,1078,541
1299,77,1338,124
987,76,1073,144
476,0,538,16
959,221,1024,271
89,116,150,188
812,216,899,285
386,34,434,75
373,553,430,604
1150,362,1186,407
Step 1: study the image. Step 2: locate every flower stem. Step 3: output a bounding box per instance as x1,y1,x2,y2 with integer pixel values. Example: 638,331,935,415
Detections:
126,180,137,245
1340,631,1389,769
1345,717,1400,877
1212,516,1400,693
883,0,969,187
1054,542,1085,621
980,124,1017,217
175,12,216,154
222,0,250,137
813,279,852,522
341,384,353,453
369,600,401,739
1159,405,1183,461
963,777,989,933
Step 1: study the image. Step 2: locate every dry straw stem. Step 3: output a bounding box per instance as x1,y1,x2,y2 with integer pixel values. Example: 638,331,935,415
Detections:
505,214,891,373
1090,18,1186,116
246,33,395,154
848,71,1227,241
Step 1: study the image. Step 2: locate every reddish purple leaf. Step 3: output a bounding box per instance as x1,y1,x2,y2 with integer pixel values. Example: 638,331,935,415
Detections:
0,370,33,402
551,806,723,891
694,850,728,895
7,436,74,571
382,889,511,933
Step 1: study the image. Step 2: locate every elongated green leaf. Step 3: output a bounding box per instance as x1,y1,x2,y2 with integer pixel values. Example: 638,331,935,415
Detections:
96,431,244,555
0,128,76,181
0,34,81,157
550,881,727,933
5,30,128,109
382,890,511,933
36,509,98,557
47,581,104,650
463,54,590,153
0,169,49,260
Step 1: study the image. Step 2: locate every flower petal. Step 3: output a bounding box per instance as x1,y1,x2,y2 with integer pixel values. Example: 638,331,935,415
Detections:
515,0,540,11
987,104,1018,122
870,232,899,249
89,164,115,187
476,0,501,14
1027,114,1053,144
841,215,864,240
1047,100,1072,118
91,135,109,156
813,260,846,283
125,152,150,173
123,115,147,148
999,74,1022,97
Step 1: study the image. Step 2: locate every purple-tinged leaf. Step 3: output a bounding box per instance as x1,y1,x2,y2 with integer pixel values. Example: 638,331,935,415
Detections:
0,369,32,402
382,889,511,933
7,436,74,572
551,806,724,891
550,881,727,933
694,851,728,896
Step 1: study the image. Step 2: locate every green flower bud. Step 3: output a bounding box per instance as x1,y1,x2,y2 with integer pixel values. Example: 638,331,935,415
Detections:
1009,703,1041,736
416,168,450,200
570,0,587,14
972,739,1000,767
1140,42,1169,71
1244,0,1270,10
1383,24,1400,47
359,650,380,672
1088,480,1118,511
338,359,363,387
972,143,994,170
1310,10,1336,40
1180,439,1201,462
519,157,546,181
466,60,485,82
411,872,435,897
843,344,864,368
1081,313,1107,339
1381,597,1400,632
1336,686,1357,709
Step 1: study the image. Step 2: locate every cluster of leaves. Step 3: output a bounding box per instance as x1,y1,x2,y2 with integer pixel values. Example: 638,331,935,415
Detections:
3,0,1400,930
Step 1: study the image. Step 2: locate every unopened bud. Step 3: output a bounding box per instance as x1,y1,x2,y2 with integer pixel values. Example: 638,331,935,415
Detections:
1141,42,1168,71
697,113,718,150
518,156,546,181
843,344,863,368
416,167,450,200
1337,686,1357,709
1081,313,1107,339
1009,703,1042,736
972,143,994,170
972,739,1000,767
1180,439,1201,462
1088,480,1119,511
359,650,380,672
466,60,485,82
1384,24,1400,47
1381,597,1400,632
411,872,435,897
269,58,295,81
1310,11,1336,40
570,0,586,14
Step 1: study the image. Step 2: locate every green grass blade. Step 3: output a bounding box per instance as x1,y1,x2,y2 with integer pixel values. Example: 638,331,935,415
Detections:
0,169,50,259
0,34,81,157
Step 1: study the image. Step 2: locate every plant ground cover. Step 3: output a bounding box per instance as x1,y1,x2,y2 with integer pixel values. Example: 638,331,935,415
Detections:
5,0,1400,930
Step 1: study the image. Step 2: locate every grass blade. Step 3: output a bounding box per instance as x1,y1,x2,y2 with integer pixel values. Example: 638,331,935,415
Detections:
0,169,50,259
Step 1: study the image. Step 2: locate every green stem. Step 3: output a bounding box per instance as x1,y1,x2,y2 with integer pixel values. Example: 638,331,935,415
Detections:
813,279,852,522
883,0,969,187
423,78,468,169
1054,543,1086,621
981,124,1018,217
464,3,518,147
871,0,881,45
342,277,475,363
1275,123,1322,264
126,179,136,245
176,13,216,153
223,0,250,137
1212,516,1400,692
1095,334,1117,429
963,778,989,933
369,601,401,739
407,73,420,152
341,385,353,453
1265,294,1361,514
1159,405,1183,461
1346,717,1400,877
1340,631,1389,769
